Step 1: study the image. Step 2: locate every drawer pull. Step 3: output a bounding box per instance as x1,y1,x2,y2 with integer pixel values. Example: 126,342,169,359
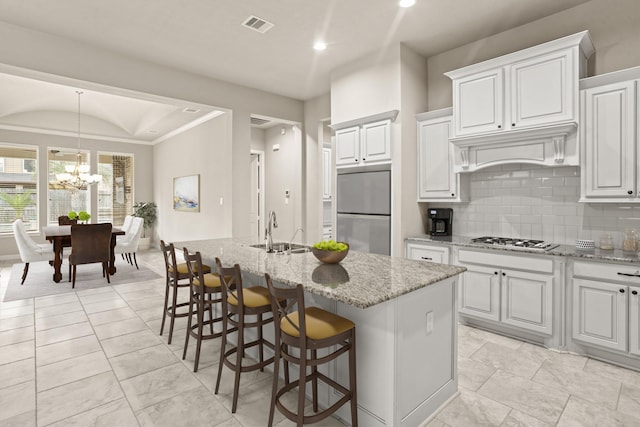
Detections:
421,256,432,260
617,272,640,277
620,288,626,293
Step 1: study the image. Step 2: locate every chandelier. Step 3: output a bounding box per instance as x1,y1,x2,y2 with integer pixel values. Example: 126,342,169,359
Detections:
53,91,102,190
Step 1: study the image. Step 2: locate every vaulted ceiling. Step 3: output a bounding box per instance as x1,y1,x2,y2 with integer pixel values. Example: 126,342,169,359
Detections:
0,0,590,142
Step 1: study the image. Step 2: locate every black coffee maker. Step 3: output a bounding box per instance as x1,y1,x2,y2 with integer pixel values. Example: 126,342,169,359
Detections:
428,208,453,236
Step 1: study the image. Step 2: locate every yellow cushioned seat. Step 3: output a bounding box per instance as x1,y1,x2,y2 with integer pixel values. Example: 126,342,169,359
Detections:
193,272,228,289
171,262,212,275
281,306,355,340
227,286,271,308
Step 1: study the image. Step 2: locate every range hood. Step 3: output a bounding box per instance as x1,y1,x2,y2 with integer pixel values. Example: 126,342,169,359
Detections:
449,122,579,173
444,30,593,173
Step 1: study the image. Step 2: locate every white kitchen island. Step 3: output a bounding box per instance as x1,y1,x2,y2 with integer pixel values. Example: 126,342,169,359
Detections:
175,238,466,427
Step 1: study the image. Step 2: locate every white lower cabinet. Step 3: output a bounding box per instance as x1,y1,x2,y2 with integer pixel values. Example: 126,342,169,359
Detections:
630,287,640,356
457,249,554,336
571,260,640,356
458,264,500,322
572,278,627,352
405,241,450,264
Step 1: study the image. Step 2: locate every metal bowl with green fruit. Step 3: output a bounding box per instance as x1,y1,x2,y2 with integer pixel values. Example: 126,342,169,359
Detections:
311,240,349,264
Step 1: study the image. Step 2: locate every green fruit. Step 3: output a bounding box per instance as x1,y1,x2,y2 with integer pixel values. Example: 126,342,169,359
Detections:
313,240,348,252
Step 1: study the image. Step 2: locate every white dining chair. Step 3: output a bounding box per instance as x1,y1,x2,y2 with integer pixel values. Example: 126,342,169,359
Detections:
121,214,134,234
12,219,53,285
114,216,144,269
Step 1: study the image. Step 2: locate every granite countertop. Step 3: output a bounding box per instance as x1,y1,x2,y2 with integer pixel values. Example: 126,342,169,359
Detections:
406,234,640,264
174,238,466,309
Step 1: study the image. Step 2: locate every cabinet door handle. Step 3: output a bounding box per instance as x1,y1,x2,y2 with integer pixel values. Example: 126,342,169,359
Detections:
497,125,501,129
502,272,506,276
421,256,432,260
620,288,626,293
617,272,640,277
451,193,455,197
633,290,638,295
355,158,358,162
362,158,365,161
494,271,498,275
628,190,634,195
512,123,516,127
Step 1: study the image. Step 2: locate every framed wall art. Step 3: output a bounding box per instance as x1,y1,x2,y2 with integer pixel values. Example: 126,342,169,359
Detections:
173,174,200,212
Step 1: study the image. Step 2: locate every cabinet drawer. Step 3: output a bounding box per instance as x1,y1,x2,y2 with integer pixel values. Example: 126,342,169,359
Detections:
458,249,553,273
406,243,450,264
573,261,640,285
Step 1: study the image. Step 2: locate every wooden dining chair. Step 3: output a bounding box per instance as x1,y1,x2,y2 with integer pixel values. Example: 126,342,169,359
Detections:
68,223,112,289
57,215,77,258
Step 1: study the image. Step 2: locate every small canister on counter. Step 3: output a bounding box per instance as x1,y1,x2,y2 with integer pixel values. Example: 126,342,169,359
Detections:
623,228,638,252
598,233,614,250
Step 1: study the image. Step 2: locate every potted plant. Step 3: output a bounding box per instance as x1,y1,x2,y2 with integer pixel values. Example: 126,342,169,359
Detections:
0,190,35,220
133,201,157,250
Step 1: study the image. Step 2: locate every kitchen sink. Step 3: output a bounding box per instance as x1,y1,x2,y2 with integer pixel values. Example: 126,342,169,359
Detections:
249,242,310,254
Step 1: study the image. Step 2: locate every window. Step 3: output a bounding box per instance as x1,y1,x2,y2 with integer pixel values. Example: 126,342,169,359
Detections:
0,144,38,233
23,159,35,173
98,153,134,226
47,149,91,225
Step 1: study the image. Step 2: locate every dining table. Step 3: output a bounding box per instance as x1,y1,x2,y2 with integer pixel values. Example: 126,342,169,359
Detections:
43,224,125,283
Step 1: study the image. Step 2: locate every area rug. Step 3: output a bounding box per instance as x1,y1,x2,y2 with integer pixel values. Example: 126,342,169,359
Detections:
3,260,162,302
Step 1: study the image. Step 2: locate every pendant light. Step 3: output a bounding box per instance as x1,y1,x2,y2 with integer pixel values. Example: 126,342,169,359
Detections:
54,91,102,190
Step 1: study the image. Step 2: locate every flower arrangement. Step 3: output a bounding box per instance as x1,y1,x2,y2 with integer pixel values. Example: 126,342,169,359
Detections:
67,210,91,223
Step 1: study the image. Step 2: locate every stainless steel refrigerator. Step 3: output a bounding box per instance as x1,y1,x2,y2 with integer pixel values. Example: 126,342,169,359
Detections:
336,170,391,255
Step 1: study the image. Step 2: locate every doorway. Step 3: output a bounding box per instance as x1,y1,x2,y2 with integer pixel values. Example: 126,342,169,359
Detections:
250,150,265,244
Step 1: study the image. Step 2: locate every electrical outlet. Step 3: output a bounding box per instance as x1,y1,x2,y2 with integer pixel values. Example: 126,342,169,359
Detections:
426,311,434,335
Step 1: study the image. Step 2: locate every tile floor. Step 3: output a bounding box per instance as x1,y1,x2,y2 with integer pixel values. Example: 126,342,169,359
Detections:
1,250,640,426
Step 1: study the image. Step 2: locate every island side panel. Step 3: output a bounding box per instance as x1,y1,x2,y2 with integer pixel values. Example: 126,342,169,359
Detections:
333,275,458,427
397,276,458,427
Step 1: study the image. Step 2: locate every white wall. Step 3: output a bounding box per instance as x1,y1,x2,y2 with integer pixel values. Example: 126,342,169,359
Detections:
0,20,304,245
330,48,401,125
153,114,232,243
0,129,153,258
263,125,303,245
397,45,429,255
330,44,428,256
426,0,640,110
422,0,640,248
303,93,331,244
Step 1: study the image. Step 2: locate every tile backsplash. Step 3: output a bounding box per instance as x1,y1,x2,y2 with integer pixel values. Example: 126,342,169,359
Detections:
429,164,640,248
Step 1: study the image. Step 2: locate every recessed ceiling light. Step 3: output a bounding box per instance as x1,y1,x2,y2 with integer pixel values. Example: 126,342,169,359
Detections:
313,41,327,51
399,0,416,7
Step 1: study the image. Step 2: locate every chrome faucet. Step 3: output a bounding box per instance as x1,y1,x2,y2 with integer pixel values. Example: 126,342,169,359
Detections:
266,210,278,252
287,228,304,254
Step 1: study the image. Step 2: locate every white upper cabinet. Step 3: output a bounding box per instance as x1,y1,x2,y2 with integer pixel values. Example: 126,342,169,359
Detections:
445,31,594,172
361,120,391,164
416,108,468,202
509,49,575,128
580,69,640,202
454,68,504,136
332,111,398,169
335,126,360,166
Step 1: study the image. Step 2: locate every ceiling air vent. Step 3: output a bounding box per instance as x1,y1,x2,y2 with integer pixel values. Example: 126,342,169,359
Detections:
182,107,200,114
242,15,274,34
251,117,271,126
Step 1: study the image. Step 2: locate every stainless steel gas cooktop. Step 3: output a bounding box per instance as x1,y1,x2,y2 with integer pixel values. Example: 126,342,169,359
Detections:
470,236,559,252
